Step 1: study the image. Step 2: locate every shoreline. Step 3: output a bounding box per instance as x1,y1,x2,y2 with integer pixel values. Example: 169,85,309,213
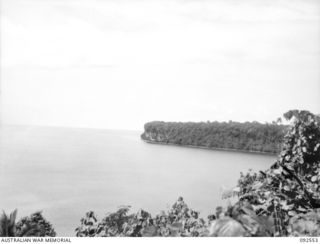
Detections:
141,138,278,156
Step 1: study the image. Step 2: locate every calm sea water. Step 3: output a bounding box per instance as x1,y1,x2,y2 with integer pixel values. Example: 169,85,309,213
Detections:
0,125,275,236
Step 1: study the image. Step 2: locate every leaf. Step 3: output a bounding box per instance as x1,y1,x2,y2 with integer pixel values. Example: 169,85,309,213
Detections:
209,217,247,237
297,206,307,212
168,222,183,230
283,185,290,191
251,182,263,190
9,209,18,227
311,176,318,182
142,226,158,237
273,168,282,175
288,211,296,216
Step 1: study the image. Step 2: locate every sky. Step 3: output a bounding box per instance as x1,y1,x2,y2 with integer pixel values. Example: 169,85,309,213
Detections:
0,0,319,130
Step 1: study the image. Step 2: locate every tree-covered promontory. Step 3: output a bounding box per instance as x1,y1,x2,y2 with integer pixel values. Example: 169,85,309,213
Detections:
141,120,287,154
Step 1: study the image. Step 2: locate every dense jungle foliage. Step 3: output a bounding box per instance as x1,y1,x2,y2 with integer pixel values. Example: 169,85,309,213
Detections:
141,120,287,154
1,110,319,237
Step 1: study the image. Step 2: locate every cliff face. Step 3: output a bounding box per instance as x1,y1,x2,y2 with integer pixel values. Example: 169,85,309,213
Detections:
141,132,167,142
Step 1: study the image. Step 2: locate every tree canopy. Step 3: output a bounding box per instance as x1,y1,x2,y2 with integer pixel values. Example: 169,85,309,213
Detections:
142,120,287,154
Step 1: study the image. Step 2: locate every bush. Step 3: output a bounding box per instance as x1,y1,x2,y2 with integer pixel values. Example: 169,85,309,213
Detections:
16,212,56,237
233,110,320,236
0,210,56,237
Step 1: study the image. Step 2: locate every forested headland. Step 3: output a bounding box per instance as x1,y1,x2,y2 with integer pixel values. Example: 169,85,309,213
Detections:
141,120,287,154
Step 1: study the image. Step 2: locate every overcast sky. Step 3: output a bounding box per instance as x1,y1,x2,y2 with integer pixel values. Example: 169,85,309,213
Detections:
1,0,319,130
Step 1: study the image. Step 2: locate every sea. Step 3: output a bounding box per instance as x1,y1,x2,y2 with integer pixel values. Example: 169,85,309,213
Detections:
0,125,275,236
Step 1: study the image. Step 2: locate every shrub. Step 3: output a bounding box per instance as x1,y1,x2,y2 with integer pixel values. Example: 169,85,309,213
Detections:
0,210,55,237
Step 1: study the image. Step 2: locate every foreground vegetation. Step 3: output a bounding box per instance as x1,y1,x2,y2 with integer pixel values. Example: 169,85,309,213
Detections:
0,211,56,237
1,110,319,237
141,120,287,154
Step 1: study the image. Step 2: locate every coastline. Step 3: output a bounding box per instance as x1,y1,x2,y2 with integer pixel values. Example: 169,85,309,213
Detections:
141,138,278,156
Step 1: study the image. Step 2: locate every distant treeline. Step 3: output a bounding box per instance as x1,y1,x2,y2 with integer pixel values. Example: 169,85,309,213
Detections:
141,121,288,154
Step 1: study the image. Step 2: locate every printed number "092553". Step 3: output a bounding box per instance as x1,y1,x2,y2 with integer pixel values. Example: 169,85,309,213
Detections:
300,238,318,243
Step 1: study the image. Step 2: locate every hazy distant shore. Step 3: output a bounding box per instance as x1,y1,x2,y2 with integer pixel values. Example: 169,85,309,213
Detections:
141,138,277,156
